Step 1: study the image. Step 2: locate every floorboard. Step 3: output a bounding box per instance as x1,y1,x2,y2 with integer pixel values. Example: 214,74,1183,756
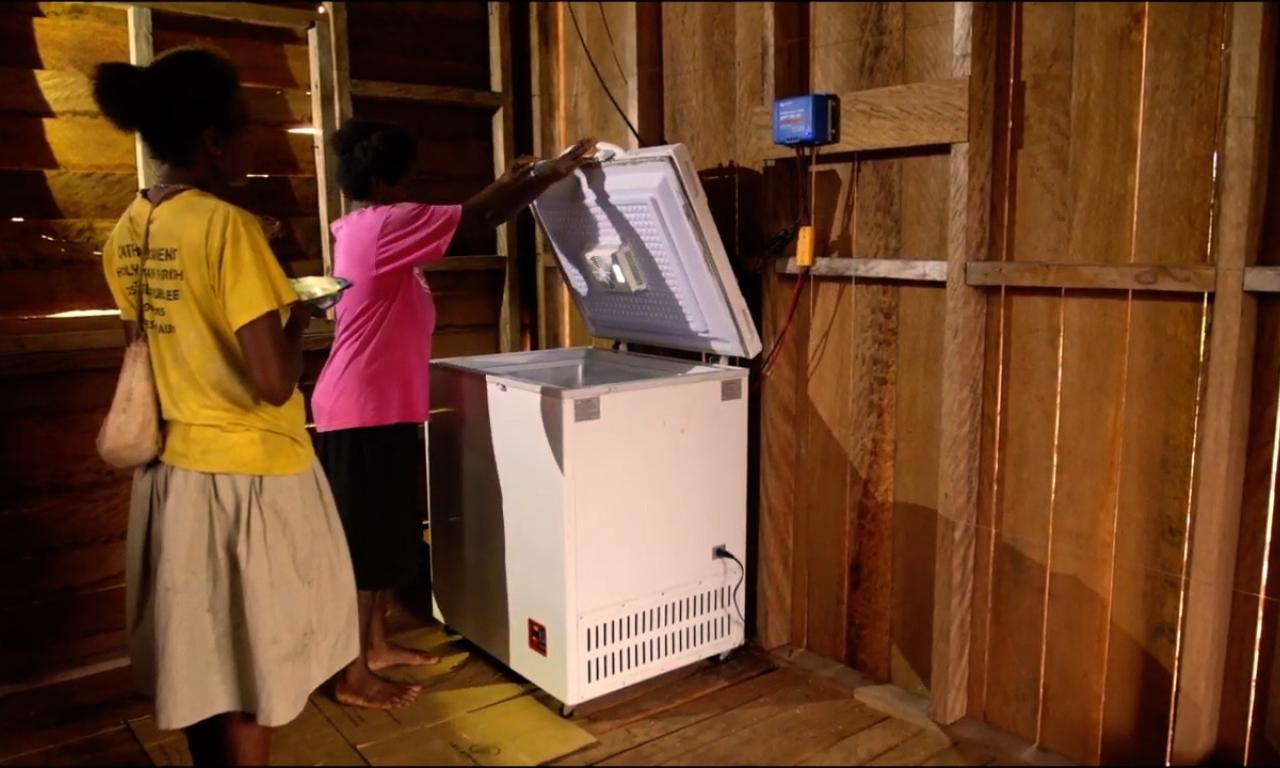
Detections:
0,620,1062,766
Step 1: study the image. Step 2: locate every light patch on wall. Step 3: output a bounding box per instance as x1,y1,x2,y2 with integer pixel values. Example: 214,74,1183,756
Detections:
288,126,318,135
39,309,121,319
1036,295,1067,743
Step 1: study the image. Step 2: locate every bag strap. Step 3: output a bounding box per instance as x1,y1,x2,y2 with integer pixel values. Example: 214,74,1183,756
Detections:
133,185,191,340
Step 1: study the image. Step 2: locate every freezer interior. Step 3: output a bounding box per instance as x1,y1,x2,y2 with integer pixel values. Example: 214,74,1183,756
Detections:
433,347,738,394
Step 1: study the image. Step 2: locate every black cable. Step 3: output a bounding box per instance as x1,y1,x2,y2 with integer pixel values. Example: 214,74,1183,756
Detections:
714,546,747,626
596,2,630,86
753,148,815,383
567,3,644,146
794,146,811,226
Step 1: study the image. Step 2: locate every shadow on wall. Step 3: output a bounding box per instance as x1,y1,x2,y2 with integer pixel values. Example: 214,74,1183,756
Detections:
426,368,510,664
699,163,767,636
788,367,1184,766
0,9,330,308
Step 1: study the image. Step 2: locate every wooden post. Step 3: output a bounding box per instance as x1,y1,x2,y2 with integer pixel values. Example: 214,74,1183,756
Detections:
325,1,353,217
491,1,520,353
308,20,341,277
1172,4,1276,762
97,1,320,28
126,5,157,188
930,0,995,725
531,2,548,350
754,0,809,652
635,2,663,147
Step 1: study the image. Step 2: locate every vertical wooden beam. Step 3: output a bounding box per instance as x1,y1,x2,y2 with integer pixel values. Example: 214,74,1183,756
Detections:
491,1,520,353
126,5,157,188
324,1,352,217
765,1,810,102
1173,4,1276,762
635,1,663,147
308,20,340,277
531,2,550,350
931,0,995,725
556,2,571,348
754,0,810,653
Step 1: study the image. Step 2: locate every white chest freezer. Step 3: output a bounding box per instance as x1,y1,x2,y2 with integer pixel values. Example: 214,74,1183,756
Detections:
425,143,762,713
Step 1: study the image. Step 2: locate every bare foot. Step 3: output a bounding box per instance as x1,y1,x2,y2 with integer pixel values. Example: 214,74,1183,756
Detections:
334,666,421,710
368,644,441,672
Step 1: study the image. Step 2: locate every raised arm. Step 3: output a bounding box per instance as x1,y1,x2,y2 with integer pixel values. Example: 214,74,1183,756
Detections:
457,138,598,233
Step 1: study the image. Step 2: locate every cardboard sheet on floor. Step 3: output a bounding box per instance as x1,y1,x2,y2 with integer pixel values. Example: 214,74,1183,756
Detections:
127,702,361,766
311,681,529,748
392,624,456,653
377,647,471,686
358,693,597,766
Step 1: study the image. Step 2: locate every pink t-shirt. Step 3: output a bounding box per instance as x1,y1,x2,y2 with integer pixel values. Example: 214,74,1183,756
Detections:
312,203,462,432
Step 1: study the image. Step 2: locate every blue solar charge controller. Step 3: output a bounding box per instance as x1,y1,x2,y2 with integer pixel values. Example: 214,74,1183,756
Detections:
772,94,839,147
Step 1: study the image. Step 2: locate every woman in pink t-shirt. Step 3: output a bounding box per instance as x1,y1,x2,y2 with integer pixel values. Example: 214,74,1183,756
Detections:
312,119,595,709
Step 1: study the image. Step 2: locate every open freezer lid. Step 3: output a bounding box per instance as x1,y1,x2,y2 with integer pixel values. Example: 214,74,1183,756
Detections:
531,143,763,359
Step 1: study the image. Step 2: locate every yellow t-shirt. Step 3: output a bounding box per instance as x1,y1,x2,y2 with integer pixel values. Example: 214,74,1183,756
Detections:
102,189,313,476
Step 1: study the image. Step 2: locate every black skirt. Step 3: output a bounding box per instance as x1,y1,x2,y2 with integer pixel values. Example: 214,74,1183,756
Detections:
316,423,425,591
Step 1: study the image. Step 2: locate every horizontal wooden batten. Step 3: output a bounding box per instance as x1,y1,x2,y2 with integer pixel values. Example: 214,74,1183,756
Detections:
0,14,128,76
90,2,320,29
350,79,503,109
776,259,1232,294
751,77,969,161
0,318,336,357
0,67,98,117
0,67,309,124
0,116,315,175
425,255,507,272
966,261,1219,293
0,171,318,220
776,257,948,283
433,326,500,358
1244,266,1280,293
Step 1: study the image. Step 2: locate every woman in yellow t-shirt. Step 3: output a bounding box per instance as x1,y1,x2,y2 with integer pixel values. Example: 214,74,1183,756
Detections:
94,49,373,765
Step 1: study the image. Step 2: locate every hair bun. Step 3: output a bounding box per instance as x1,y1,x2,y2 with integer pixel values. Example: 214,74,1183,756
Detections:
93,62,148,132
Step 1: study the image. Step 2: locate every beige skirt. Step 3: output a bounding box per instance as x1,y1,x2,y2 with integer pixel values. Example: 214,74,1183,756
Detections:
126,461,360,730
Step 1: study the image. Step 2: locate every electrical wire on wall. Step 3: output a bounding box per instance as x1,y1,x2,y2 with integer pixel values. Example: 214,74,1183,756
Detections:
567,1,816,379
566,2,645,146
757,146,819,382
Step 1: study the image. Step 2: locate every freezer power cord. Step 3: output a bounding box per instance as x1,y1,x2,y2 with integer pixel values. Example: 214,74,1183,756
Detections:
713,545,747,627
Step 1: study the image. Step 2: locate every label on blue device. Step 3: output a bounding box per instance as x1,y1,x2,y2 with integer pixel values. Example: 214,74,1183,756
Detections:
772,94,837,147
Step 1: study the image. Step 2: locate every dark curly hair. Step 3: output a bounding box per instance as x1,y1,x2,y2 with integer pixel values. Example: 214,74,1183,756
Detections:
333,119,417,201
92,47,249,167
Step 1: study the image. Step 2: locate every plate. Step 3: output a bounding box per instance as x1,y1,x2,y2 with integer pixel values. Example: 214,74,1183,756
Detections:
290,276,352,304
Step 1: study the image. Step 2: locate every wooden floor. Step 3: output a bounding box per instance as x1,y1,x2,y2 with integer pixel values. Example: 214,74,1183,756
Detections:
0,617,1069,766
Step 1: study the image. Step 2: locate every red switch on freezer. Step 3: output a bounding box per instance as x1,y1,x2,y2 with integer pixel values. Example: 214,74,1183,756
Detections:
528,619,547,656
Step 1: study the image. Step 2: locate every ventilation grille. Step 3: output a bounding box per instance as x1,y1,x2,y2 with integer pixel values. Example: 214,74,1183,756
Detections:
583,585,734,687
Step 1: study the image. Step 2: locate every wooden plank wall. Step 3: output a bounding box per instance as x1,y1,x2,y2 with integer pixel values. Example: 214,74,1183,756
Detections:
1215,8,1280,765
345,1,506,359
531,0,951,692
151,8,322,277
531,2,1280,764
531,1,635,349
0,1,331,683
972,5,1224,763
0,1,507,685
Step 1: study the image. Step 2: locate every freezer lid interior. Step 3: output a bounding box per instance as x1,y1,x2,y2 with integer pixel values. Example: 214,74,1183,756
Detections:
531,143,763,359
